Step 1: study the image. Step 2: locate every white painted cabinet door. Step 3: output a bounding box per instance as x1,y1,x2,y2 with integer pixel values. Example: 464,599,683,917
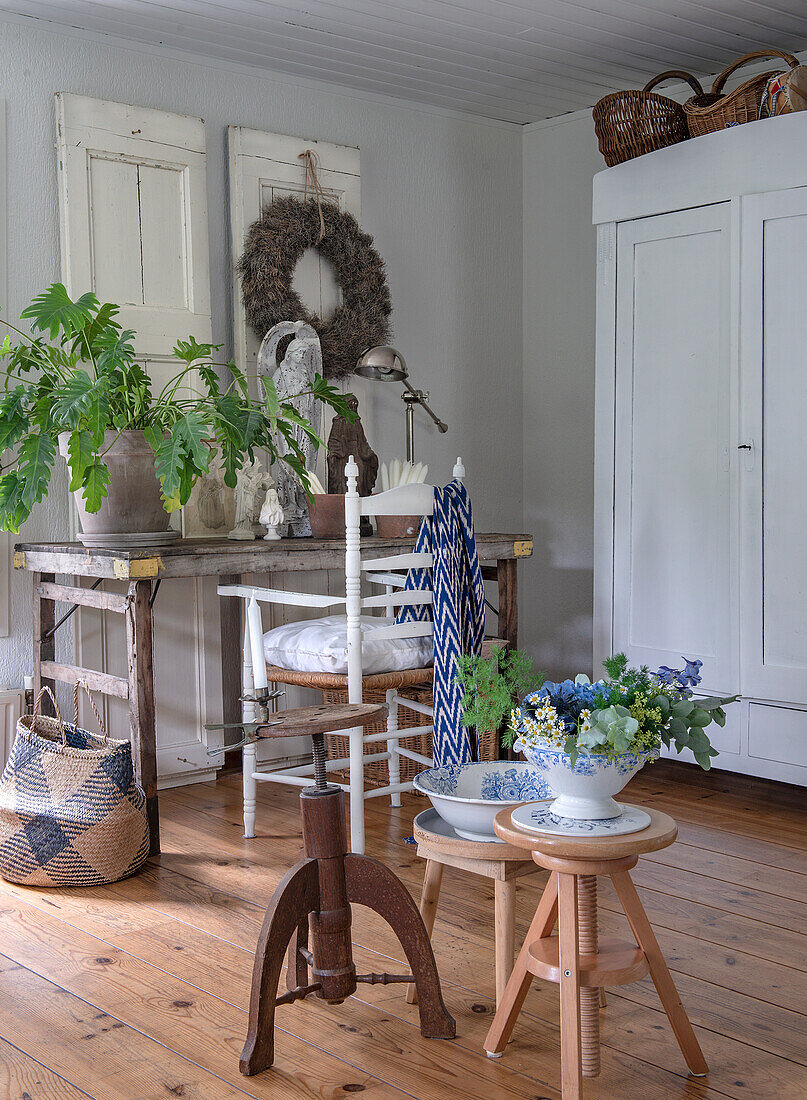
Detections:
740,186,807,706
57,94,222,784
613,203,737,697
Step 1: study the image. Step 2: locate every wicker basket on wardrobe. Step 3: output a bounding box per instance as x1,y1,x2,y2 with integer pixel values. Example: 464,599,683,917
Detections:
683,49,800,136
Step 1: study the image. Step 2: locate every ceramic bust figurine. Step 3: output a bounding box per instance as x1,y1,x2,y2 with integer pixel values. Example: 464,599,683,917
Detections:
259,485,284,541
257,320,323,537
229,460,273,541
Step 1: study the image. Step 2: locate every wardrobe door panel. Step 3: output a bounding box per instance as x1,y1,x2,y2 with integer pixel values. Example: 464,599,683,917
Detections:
741,187,807,704
613,204,735,694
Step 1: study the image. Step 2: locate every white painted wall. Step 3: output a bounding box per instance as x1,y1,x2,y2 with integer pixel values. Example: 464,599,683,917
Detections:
521,111,602,678
0,16,523,692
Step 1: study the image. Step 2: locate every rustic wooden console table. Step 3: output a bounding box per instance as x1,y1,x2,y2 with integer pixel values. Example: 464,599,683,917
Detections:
14,533,533,856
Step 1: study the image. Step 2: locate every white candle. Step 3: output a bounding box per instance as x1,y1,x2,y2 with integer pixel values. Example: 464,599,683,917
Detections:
247,597,268,690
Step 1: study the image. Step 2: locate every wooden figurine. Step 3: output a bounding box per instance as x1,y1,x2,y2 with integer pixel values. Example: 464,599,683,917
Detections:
327,394,378,536
258,321,323,537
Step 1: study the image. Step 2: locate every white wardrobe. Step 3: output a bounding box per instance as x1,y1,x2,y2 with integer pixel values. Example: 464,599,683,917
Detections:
593,111,807,786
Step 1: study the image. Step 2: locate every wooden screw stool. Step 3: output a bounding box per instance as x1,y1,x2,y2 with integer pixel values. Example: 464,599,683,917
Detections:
483,804,707,1098
239,703,456,1076
408,808,540,1008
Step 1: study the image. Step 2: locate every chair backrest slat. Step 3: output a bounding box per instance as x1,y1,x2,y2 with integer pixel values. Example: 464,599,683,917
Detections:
218,583,345,609
361,590,433,610
369,621,434,641
363,551,433,573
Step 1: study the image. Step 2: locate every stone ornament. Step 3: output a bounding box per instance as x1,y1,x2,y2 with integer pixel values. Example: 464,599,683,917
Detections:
229,460,274,541
260,486,284,541
258,320,323,538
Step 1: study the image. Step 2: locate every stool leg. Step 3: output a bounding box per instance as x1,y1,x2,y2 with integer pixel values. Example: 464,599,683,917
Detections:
558,873,583,1100
494,878,516,1009
407,859,444,1005
611,871,708,1077
577,874,600,1078
484,871,558,1058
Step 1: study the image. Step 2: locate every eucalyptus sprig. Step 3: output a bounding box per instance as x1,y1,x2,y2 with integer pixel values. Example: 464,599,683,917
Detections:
0,284,354,530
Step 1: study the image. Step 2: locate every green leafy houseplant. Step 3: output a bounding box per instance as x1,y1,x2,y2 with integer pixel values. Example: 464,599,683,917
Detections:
0,284,354,531
456,645,545,759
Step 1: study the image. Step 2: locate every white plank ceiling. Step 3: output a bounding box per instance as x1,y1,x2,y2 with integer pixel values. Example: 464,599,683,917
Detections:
4,0,807,123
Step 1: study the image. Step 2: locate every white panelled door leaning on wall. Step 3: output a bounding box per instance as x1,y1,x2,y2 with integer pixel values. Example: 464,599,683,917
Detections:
227,127,362,766
56,93,223,785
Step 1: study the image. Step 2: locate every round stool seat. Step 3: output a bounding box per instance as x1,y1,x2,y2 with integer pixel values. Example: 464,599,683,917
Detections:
493,802,678,863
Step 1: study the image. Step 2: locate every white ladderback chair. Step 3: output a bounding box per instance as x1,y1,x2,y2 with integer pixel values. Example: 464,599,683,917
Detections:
218,456,466,854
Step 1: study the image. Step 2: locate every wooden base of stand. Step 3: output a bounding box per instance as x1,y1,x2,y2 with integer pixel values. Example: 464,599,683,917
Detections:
240,783,456,1075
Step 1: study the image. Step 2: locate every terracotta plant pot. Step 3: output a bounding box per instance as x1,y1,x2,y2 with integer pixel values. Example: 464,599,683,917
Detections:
308,493,346,538
375,513,423,539
59,430,178,547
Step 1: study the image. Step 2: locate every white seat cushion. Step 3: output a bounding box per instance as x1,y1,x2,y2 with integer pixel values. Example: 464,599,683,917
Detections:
263,614,433,676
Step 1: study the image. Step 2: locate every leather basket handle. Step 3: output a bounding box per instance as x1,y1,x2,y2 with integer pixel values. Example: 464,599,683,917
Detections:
643,70,707,97
712,49,800,95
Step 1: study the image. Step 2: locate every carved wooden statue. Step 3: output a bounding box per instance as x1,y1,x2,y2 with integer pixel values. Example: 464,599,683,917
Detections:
327,394,377,536
258,321,323,537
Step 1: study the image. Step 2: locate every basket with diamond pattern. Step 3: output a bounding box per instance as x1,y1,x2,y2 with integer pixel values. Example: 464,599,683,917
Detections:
0,684,149,886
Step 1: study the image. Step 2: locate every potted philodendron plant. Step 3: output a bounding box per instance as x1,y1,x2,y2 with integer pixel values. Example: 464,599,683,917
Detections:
506,653,737,822
0,284,352,543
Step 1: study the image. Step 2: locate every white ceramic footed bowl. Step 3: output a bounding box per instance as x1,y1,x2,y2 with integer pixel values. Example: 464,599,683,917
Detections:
517,740,658,819
413,761,551,842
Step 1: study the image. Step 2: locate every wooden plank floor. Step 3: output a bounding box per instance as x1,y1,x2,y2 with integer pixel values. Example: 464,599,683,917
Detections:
2,760,806,1099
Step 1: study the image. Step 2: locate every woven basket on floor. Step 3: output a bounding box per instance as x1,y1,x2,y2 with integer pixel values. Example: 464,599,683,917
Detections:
684,49,800,137
593,70,713,167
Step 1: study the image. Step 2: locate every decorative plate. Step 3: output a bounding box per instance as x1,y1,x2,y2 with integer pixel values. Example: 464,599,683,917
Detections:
510,801,652,837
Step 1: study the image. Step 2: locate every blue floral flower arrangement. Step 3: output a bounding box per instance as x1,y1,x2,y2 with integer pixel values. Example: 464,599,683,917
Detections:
505,653,736,771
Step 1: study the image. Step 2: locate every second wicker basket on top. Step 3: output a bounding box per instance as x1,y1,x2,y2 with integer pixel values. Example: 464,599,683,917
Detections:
683,49,800,136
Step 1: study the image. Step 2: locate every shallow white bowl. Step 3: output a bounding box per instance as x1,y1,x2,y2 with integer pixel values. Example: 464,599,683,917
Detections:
413,761,551,842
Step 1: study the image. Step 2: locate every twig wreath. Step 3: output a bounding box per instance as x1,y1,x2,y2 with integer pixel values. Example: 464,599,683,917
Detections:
238,194,392,381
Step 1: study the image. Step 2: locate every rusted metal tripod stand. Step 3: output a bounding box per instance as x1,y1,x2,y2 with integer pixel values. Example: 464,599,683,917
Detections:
238,703,456,1075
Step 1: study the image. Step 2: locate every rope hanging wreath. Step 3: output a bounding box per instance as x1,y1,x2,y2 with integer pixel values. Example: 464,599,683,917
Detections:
237,193,392,381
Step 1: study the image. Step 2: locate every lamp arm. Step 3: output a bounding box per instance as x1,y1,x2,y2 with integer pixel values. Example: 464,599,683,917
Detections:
402,378,448,434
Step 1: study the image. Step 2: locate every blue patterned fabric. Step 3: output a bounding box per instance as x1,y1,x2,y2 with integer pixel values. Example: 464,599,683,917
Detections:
396,480,485,766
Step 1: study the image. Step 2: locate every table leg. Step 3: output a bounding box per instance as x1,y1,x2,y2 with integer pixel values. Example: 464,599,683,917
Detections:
611,871,708,1077
126,579,159,856
497,559,518,650
494,877,516,1008
406,859,444,1005
484,870,558,1057
558,872,583,1100
219,572,243,772
33,572,56,716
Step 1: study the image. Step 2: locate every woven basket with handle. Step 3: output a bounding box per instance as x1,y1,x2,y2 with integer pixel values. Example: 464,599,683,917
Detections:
684,49,800,137
593,70,714,167
0,684,149,887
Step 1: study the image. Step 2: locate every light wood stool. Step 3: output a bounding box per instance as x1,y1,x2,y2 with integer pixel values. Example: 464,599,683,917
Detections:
483,804,707,1098
407,808,539,1008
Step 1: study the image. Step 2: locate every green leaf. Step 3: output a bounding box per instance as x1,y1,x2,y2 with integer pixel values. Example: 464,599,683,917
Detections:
712,707,726,728
688,708,712,728
81,460,111,512
175,411,210,473
0,387,29,451
154,427,188,503
21,283,98,339
0,472,25,531
173,336,214,364
17,431,56,510
671,699,694,719
66,429,94,492
52,371,95,428
651,694,671,717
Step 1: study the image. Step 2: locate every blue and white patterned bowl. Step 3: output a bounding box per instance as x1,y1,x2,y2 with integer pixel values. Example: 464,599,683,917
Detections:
413,761,550,842
517,739,658,820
